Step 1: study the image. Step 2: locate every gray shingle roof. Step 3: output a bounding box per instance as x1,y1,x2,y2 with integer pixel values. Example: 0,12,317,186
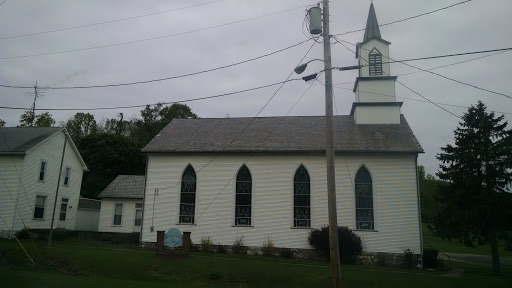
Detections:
98,175,145,199
363,3,381,42
0,127,63,154
142,115,423,154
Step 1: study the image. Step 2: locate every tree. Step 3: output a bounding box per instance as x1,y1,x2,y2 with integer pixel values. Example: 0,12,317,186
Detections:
0,118,5,128
76,133,145,198
130,103,198,146
19,111,55,127
65,112,98,141
100,113,131,136
433,101,512,274
418,165,447,223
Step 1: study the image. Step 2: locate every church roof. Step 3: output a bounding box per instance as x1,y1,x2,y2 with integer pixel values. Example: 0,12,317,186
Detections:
142,115,423,154
362,3,390,45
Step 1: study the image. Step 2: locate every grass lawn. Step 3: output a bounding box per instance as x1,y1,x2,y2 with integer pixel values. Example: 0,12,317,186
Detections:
1,238,511,288
422,223,512,257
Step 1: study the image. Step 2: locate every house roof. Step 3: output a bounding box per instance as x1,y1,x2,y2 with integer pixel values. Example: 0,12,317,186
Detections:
0,127,63,154
142,115,423,154
98,175,145,199
0,127,88,171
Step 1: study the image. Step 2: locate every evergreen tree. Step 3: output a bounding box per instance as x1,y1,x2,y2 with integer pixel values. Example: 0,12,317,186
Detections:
433,101,512,274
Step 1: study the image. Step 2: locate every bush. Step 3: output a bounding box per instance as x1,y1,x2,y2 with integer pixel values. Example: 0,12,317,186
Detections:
279,248,294,259
403,249,414,268
504,232,512,252
308,226,362,264
423,248,439,268
261,236,276,257
201,236,213,253
231,236,247,254
15,228,31,240
216,244,227,254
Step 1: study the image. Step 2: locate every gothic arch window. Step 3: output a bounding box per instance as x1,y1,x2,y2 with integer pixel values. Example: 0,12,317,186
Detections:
179,165,196,223
294,165,311,228
355,166,374,230
235,165,252,226
368,48,383,76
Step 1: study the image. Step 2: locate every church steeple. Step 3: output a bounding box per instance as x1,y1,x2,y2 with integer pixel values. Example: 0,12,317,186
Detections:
363,3,382,42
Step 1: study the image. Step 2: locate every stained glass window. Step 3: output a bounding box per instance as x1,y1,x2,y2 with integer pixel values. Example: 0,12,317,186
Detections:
235,165,252,226
355,166,374,230
294,165,310,228
179,165,196,224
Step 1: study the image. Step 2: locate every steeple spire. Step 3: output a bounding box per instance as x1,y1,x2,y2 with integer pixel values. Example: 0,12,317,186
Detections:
363,3,381,42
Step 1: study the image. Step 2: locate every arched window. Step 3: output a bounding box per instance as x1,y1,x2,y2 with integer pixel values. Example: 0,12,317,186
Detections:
294,165,311,227
179,165,196,223
355,166,374,230
235,165,252,226
368,48,383,76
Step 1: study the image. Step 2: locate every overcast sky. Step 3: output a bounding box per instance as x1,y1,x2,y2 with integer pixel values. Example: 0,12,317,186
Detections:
1,0,511,176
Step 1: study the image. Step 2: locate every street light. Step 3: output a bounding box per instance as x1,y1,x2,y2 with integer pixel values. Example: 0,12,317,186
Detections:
294,58,325,74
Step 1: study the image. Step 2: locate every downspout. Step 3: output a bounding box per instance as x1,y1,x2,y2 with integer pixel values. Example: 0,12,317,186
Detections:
139,155,149,246
415,156,423,269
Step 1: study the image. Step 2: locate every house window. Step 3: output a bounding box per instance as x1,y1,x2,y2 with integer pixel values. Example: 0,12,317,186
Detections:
113,203,123,226
368,48,383,76
63,167,71,186
294,165,311,228
59,198,68,221
33,195,46,219
135,203,143,226
235,165,252,226
355,166,374,230
39,161,47,181
179,165,196,224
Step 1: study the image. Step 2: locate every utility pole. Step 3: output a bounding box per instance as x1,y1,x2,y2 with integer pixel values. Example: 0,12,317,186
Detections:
322,1,342,287
48,133,67,247
29,81,39,126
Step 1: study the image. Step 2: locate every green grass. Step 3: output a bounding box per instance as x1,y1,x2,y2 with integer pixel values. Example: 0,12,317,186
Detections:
422,223,512,257
1,238,511,287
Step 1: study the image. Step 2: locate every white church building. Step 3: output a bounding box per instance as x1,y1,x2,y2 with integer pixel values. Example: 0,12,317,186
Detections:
140,4,423,255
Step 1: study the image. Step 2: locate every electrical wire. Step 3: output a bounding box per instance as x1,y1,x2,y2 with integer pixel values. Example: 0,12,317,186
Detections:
335,39,462,119
0,0,224,40
0,79,302,111
334,0,473,36
0,5,309,60
0,38,311,90
336,37,512,100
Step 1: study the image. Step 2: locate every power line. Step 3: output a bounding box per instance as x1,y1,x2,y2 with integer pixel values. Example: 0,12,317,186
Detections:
0,0,224,40
0,5,309,60
334,0,473,36
0,0,6,7
335,39,462,119
332,84,512,115
0,38,311,90
336,38,512,100
0,79,303,111
333,50,509,86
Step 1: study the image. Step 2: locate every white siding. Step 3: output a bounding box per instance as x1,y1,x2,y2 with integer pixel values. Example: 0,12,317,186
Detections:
0,155,25,233
354,105,401,124
98,199,142,233
359,39,391,77
141,153,421,254
1,130,84,234
356,80,396,102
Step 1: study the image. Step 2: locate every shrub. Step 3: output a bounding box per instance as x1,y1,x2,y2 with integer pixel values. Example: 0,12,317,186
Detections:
403,249,414,268
216,244,227,254
231,236,247,254
201,236,213,253
308,226,362,264
503,232,512,252
423,248,439,268
279,248,294,259
376,253,386,266
261,236,276,257
15,228,31,240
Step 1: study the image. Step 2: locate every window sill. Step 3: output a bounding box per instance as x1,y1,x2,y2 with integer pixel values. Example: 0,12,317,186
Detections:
62,184,69,187
290,227,313,230
175,223,196,226
111,225,123,227
32,218,45,221
354,229,378,232
231,225,254,228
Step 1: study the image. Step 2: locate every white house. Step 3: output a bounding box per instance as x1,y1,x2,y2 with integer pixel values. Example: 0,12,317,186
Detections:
140,3,424,255
0,127,87,237
98,175,144,234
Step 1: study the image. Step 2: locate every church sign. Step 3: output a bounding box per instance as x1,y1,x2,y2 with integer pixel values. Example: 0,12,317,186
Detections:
164,228,183,247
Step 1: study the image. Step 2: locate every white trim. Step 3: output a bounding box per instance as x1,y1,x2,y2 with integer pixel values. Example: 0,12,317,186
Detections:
177,164,197,224
33,194,48,220
38,159,48,182
233,164,253,227
112,203,124,226
291,163,312,228
353,164,377,232
62,166,71,186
